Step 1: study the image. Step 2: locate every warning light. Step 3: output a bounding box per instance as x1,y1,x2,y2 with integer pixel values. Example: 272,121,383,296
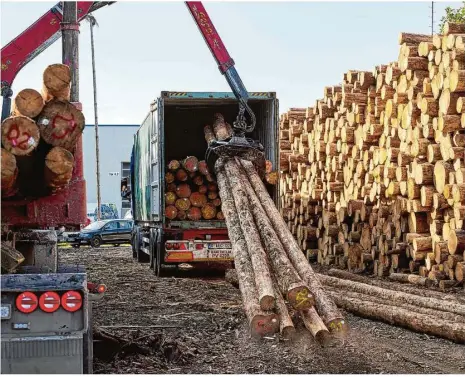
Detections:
97,284,106,294
39,292,61,313
16,292,38,313
61,291,83,312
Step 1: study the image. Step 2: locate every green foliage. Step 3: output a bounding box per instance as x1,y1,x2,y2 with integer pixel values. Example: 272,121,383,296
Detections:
439,1,465,33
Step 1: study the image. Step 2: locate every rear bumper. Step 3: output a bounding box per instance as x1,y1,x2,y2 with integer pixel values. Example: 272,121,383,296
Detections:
1,335,84,374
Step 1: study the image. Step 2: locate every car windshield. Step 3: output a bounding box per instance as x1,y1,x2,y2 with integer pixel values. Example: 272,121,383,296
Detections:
83,221,108,230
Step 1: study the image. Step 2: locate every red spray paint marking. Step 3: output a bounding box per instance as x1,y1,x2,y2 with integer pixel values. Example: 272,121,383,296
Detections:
6,123,31,150
51,114,76,139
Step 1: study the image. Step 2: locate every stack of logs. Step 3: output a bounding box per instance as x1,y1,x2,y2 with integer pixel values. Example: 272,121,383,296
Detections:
279,23,465,291
215,156,347,342
1,64,85,199
164,156,226,221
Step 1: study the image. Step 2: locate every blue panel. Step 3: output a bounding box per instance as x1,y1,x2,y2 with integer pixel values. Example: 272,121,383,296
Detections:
162,91,275,100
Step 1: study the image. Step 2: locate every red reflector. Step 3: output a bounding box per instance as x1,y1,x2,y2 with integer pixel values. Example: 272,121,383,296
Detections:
166,243,172,250
61,291,83,312
39,292,61,313
196,243,204,250
16,292,38,313
97,284,106,293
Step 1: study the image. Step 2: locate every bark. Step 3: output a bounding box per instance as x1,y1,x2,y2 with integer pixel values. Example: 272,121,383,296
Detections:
1,148,18,197
36,100,85,151
271,277,296,340
44,146,74,191
237,159,314,310
217,158,275,310
300,308,334,346
1,116,40,156
318,274,465,316
204,125,216,145
329,293,465,343
12,88,45,118
388,272,434,287
239,159,347,335
42,63,71,101
216,164,279,337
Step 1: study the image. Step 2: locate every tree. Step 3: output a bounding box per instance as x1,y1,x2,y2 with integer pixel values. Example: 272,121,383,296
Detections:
439,1,465,33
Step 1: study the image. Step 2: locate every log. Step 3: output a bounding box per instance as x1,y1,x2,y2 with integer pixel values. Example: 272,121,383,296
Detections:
204,125,216,145
1,148,18,197
36,100,85,151
44,146,75,191
388,272,434,287
212,113,233,141
12,88,45,118
218,158,275,310
239,159,347,335
271,277,296,340
1,116,40,156
318,274,465,316
1,243,25,273
329,292,465,343
42,64,71,101
216,163,279,337
300,308,333,346
448,230,465,255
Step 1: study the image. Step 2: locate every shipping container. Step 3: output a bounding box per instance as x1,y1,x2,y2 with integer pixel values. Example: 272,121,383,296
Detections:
130,91,279,276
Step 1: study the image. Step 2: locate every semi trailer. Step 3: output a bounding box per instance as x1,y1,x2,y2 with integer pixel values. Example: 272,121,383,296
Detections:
130,91,279,276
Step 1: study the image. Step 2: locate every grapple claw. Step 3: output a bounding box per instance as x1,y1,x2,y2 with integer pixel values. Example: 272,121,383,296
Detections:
206,135,266,179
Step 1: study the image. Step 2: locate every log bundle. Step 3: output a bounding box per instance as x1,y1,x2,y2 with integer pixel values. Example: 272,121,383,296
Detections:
217,157,346,342
278,24,465,290
1,64,84,198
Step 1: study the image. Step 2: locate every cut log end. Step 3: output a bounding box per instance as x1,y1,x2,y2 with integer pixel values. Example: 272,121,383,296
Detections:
287,284,315,310
250,313,280,338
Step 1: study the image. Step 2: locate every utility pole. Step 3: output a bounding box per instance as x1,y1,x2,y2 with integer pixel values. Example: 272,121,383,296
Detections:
430,1,435,35
88,14,102,221
61,2,79,103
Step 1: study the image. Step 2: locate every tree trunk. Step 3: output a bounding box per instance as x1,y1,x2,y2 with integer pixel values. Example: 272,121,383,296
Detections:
36,100,85,151
237,159,314,310
44,146,75,191
215,164,279,337
329,292,465,343
239,159,347,335
1,116,40,156
318,274,465,316
1,148,18,197
212,113,233,141
388,272,434,287
42,63,71,101
12,88,45,118
216,158,276,310
300,308,333,346
448,230,465,255
271,277,296,340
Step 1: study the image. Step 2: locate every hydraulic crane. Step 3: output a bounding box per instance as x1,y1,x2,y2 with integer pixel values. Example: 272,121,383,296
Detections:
1,1,265,173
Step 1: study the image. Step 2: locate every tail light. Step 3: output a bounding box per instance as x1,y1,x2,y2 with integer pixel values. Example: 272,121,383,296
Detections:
166,243,172,250
39,292,60,313
97,284,106,294
61,291,83,312
16,292,38,313
196,243,204,250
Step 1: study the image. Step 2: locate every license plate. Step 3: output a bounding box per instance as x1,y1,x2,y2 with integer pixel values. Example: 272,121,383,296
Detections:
1,304,11,320
209,249,233,259
208,242,231,249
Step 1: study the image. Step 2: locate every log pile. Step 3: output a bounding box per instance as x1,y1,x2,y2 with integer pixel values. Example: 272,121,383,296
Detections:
279,24,465,290
216,156,346,342
1,64,84,198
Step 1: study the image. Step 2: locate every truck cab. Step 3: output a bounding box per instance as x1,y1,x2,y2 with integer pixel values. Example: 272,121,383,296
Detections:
131,91,279,276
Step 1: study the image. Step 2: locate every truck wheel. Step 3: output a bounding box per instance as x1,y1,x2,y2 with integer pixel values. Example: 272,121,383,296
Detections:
131,234,137,258
91,236,101,248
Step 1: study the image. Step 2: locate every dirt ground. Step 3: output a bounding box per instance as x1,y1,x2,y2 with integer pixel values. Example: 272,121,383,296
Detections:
59,246,465,374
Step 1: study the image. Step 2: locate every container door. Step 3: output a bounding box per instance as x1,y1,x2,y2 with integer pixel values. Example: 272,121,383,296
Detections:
150,100,162,222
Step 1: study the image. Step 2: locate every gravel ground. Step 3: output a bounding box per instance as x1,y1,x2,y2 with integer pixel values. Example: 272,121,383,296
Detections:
60,246,465,374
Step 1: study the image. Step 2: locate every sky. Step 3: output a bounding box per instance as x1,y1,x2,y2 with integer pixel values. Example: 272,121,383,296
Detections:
1,0,462,125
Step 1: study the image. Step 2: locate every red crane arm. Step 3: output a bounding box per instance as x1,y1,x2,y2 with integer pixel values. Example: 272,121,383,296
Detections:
1,2,96,96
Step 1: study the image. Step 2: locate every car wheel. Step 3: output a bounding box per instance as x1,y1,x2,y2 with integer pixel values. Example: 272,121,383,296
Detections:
91,236,101,248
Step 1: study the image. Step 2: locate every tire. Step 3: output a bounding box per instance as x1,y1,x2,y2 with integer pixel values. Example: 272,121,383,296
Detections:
91,236,101,248
132,234,137,259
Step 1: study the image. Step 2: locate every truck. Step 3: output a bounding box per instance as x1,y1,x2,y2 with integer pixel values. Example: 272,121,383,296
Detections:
130,91,279,276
